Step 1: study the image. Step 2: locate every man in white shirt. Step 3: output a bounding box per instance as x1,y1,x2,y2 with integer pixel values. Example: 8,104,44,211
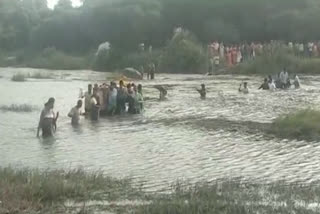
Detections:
68,100,83,125
299,43,304,56
279,69,287,89
268,80,276,91
108,82,118,115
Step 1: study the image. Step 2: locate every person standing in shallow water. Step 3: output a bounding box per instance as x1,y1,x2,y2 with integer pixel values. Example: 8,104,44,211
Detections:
150,63,155,80
116,80,127,114
197,84,206,99
68,100,83,125
37,98,58,138
90,89,100,120
84,84,92,114
135,84,144,113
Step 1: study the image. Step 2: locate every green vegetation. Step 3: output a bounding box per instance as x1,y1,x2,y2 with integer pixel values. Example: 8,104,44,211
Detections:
0,104,35,112
0,167,143,214
11,73,26,82
160,30,207,73
235,48,320,75
271,109,320,141
1,0,320,72
1,167,320,214
138,181,320,214
25,48,90,70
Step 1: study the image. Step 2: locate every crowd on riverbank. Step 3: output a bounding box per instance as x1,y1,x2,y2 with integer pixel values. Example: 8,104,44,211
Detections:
207,41,320,72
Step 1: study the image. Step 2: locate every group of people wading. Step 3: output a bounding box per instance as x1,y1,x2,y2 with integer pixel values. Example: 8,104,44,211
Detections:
258,68,300,91
37,71,301,138
37,80,144,138
83,81,144,119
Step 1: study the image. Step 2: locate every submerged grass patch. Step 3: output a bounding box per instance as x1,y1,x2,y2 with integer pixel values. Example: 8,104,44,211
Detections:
137,180,320,214
0,104,36,112
271,109,320,141
28,72,54,79
11,73,26,82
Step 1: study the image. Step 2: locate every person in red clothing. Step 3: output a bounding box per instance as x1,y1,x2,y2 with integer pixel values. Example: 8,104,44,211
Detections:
226,48,232,67
231,46,237,65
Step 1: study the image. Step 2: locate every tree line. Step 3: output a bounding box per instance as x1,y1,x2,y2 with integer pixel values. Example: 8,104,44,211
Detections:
1,0,320,71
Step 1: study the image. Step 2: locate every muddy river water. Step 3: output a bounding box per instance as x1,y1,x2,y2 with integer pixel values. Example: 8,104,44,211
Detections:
1,67,320,191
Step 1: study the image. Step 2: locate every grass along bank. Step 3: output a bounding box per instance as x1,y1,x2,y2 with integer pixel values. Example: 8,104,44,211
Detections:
0,168,144,214
271,109,320,141
233,50,320,75
1,167,320,214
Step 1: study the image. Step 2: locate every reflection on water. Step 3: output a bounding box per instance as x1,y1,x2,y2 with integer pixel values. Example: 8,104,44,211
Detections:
1,67,320,191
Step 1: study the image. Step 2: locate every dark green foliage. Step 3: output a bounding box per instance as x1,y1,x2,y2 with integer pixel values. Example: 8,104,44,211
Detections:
160,30,207,73
1,0,320,71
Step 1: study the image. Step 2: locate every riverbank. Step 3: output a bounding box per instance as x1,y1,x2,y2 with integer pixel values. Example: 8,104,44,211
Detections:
2,47,320,75
1,167,320,214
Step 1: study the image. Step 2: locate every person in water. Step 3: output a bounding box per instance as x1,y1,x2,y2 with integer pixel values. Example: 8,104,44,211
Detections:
150,63,156,80
68,100,83,125
285,79,291,89
37,98,58,138
197,84,206,99
108,82,118,116
154,85,167,100
258,78,269,90
135,84,144,113
90,89,100,120
116,80,128,114
239,82,249,94
293,74,301,89
84,84,92,114
127,85,137,114
268,78,276,91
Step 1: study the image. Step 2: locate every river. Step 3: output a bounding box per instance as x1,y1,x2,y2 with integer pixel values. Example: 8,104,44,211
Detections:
1,67,320,191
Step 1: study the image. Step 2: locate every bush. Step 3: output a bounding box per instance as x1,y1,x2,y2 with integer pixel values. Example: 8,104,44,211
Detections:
26,47,89,70
92,48,115,71
160,30,207,74
271,109,320,141
123,50,162,70
92,47,162,72
11,73,26,82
